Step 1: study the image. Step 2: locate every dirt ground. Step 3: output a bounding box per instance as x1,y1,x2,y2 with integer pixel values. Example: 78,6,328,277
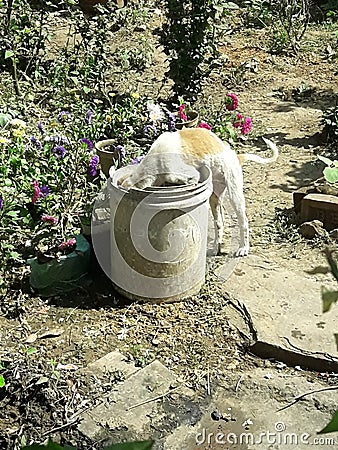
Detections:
1,5,338,449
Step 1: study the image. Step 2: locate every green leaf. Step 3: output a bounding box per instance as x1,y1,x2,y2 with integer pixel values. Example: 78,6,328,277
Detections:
318,410,338,434
0,374,5,388
318,155,334,166
0,113,12,127
83,86,91,94
25,347,38,355
321,287,338,313
323,167,338,183
5,50,14,59
104,441,154,450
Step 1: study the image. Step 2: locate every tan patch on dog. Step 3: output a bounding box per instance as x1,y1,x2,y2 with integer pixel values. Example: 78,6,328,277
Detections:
237,154,245,166
179,128,224,158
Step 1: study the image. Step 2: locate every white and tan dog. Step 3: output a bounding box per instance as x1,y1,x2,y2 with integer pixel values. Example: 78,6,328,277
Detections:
120,128,278,257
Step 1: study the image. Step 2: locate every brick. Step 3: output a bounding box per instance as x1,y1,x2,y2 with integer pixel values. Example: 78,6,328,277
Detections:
300,193,338,231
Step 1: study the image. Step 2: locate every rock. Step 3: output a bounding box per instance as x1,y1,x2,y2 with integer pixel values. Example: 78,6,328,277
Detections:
300,193,338,231
299,220,326,239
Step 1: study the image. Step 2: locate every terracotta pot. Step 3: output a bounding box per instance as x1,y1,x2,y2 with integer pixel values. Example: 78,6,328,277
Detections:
175,110,199,130
95,139,117,178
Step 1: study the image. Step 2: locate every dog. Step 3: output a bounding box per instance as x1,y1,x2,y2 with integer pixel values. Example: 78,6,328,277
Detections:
120,128,278,257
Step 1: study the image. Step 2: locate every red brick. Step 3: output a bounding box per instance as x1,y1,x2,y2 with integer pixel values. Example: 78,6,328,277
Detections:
300,193,338,231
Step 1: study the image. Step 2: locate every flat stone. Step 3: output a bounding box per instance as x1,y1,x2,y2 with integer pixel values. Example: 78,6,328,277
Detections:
300,193,338,231
223,255,338,372
174,367,337,450
79,350,139,378
78,357,198,444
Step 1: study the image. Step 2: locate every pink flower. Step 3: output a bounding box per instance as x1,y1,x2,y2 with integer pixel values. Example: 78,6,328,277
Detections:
198,122,212,130
32,180,41,204
233,113,243,128
241,117,252,135
226,93,239,111
41,214,58,225
179,104,188,121
58,238,76,251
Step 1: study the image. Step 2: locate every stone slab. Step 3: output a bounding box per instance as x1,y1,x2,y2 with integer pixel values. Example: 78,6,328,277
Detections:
300,193,338,231
223,255,338,372
173,367,338,450
78,357,198,444
79,350,139,378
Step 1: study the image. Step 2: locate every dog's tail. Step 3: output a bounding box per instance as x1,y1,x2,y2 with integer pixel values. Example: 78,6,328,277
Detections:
239,137,278,165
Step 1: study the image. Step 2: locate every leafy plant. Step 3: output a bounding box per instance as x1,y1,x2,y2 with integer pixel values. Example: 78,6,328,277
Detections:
159,0,223,101
268,0,310,53
318,155,338,183
321,104,338,143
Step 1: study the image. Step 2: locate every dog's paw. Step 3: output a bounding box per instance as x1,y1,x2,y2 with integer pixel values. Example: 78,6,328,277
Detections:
216,242,227,256
235,245,249,257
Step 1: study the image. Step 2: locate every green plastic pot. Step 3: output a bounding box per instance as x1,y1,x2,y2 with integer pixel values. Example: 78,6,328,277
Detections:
28,234,91,297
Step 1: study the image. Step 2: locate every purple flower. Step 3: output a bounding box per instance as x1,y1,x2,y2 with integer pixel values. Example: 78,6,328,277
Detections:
87,155,100,177
114,145,126,160
166,111,176,131
85,110,93,126
58,111,72,122
30,136,42,150
143,124,157,137
40,185,50,197
46,135,69,145
131,155,145,165
0,196,3,211
53,145,67,159
37,122,46,136
80,138,94,150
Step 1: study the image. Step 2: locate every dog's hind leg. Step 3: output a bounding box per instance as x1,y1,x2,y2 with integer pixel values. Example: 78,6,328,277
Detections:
226,172,249,257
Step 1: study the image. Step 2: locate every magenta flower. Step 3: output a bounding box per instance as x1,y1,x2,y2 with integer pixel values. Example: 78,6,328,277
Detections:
241,117,253,135
179,104,188,121
32,180,41,204
41,214,58,225
198,122,212,130
0,196,3,211
225,93,239,111
58,238,76,251
233,113,243,129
